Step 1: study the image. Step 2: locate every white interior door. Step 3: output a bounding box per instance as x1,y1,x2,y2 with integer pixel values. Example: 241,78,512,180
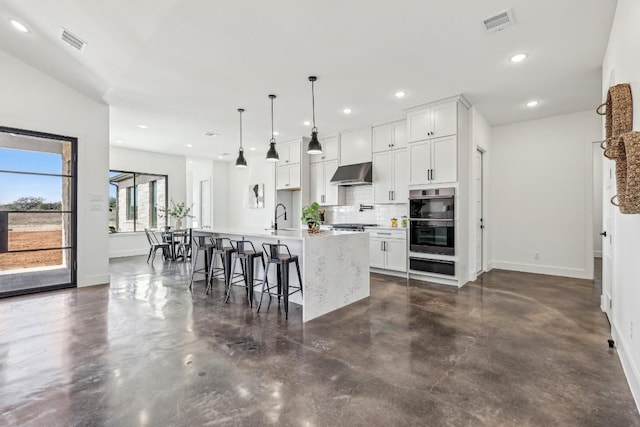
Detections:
602,156,615,318
200,179,211,228
474,150,483,274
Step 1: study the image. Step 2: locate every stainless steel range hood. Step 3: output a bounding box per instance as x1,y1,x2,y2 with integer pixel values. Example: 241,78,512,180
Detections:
329,162,372,186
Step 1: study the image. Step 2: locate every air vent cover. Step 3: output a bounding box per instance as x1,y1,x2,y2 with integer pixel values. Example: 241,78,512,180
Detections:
61,28,86,51
482,9,515,33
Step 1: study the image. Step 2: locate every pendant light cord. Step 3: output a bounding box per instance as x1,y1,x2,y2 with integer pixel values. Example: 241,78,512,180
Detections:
270,97,275,143
311,79,317,132
239,109,243,150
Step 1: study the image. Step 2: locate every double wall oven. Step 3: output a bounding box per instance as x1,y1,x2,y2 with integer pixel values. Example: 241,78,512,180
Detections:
409,188,455,276
409,188,455,255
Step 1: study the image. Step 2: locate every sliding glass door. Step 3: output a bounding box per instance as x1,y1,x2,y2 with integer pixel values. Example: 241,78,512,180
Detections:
0,127,77,297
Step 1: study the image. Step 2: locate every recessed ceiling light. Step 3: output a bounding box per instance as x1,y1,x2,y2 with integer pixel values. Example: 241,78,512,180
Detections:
343,108,352,114
510,53,528,63
138,124,148,129
10,19,29,33
115,140,123,144
218,156,224,159
303,121,311,126
250,147,256,151
273,131,279,136
204,131,220,137
186,144,193,147
526,100,539,108
188,160,193,164
394,91,406,98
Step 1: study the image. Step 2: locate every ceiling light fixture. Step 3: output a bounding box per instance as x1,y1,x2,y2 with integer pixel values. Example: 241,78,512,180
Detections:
138,124,148,129
395,91,406,98
10,19,29,33
235,108,247,168
510,53,528,63
273,131,279,136
303,121,311,126
115,140,123,144
307,76,322,154
526,100,539,108
186,144,193,148
266,94,280,162
343,108,352,114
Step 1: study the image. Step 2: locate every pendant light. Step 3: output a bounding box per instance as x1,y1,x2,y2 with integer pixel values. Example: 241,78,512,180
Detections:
265,94,279,162
235,108,247,168
307,76,323,154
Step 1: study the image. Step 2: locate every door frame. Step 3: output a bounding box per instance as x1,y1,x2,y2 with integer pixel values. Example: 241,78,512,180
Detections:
0,126,78,297
472,147,486,279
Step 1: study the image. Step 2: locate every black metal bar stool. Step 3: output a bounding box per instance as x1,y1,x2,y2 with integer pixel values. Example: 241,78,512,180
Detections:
188,235,215,291
225,239,265,308
206,237,236,295
258,243,303,319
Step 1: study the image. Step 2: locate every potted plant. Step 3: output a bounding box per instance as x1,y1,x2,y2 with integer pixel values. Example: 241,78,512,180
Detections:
301,202,321,231
160,199,194,229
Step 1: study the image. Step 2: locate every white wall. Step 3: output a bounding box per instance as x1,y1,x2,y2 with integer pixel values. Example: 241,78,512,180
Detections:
602,0,640,410
490,110,600,280
469,107,492,279
227,157,275,228
109,147,186,257
213,161,230,228
0,49,110,287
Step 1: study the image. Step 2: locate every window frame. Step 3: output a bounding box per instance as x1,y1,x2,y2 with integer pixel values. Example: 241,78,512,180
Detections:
109,170,168,233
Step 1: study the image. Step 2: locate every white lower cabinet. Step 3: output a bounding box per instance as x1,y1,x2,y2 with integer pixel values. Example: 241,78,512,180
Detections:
368,229,407,273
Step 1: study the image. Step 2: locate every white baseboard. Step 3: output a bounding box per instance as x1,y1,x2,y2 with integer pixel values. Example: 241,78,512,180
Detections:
109,248,148,258
490,261,591,280
370,267,408,279
78,274,110,287
611,321,640,413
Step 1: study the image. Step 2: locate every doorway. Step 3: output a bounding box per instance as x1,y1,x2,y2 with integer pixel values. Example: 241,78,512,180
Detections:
0,127,77,297
474,149,484,275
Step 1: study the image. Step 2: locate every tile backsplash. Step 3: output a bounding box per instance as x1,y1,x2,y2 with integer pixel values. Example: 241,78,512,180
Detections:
323,186,408,226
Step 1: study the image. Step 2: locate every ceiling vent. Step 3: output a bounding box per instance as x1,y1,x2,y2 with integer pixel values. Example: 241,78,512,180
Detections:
482,9,515,33
60,28,86,51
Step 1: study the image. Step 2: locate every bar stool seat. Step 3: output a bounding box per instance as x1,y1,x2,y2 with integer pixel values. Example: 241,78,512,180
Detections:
258,243,303,319
225,240,265,308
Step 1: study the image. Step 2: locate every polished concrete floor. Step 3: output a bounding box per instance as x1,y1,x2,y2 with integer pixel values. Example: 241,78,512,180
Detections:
0,257,638,426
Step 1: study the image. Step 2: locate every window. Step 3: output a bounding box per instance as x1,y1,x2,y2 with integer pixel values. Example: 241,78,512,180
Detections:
126,186,135,220
109,170,167,233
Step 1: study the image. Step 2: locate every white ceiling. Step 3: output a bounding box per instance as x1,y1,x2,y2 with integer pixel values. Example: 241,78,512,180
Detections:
0,0,616,161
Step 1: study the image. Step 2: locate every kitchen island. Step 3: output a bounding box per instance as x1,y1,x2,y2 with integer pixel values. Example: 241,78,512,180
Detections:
193,228,370,322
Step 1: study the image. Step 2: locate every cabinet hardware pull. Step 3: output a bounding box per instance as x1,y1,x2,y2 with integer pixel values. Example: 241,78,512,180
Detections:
379,232,391,235
431,169,435,180
381,241,384,251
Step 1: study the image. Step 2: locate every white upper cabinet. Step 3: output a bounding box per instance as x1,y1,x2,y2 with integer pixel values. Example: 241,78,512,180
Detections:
276,163,301,190
407,101,457,143
278,140,301,165
309,159,343,205
373,149,408,204
310,135,339,163
409,135,456,185
372,120,407,153
339,127,372,165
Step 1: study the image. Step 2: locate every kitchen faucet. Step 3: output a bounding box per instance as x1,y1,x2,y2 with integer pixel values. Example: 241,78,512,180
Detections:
274,203,287,230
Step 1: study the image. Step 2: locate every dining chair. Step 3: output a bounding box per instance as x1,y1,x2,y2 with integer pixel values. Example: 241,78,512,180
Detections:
145,229,170,264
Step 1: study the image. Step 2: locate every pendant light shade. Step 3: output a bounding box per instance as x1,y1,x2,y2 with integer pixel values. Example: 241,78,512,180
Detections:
265,94,280,162
307,76,323,154
235,108,247,168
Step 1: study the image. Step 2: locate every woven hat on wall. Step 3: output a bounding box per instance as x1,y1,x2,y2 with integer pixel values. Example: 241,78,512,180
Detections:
597,83,633,159
611,131,640,214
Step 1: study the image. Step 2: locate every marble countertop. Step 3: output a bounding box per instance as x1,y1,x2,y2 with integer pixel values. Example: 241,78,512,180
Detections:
193,227,361,240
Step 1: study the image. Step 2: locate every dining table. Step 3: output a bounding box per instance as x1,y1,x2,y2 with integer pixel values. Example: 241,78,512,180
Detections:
161,229,191,261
